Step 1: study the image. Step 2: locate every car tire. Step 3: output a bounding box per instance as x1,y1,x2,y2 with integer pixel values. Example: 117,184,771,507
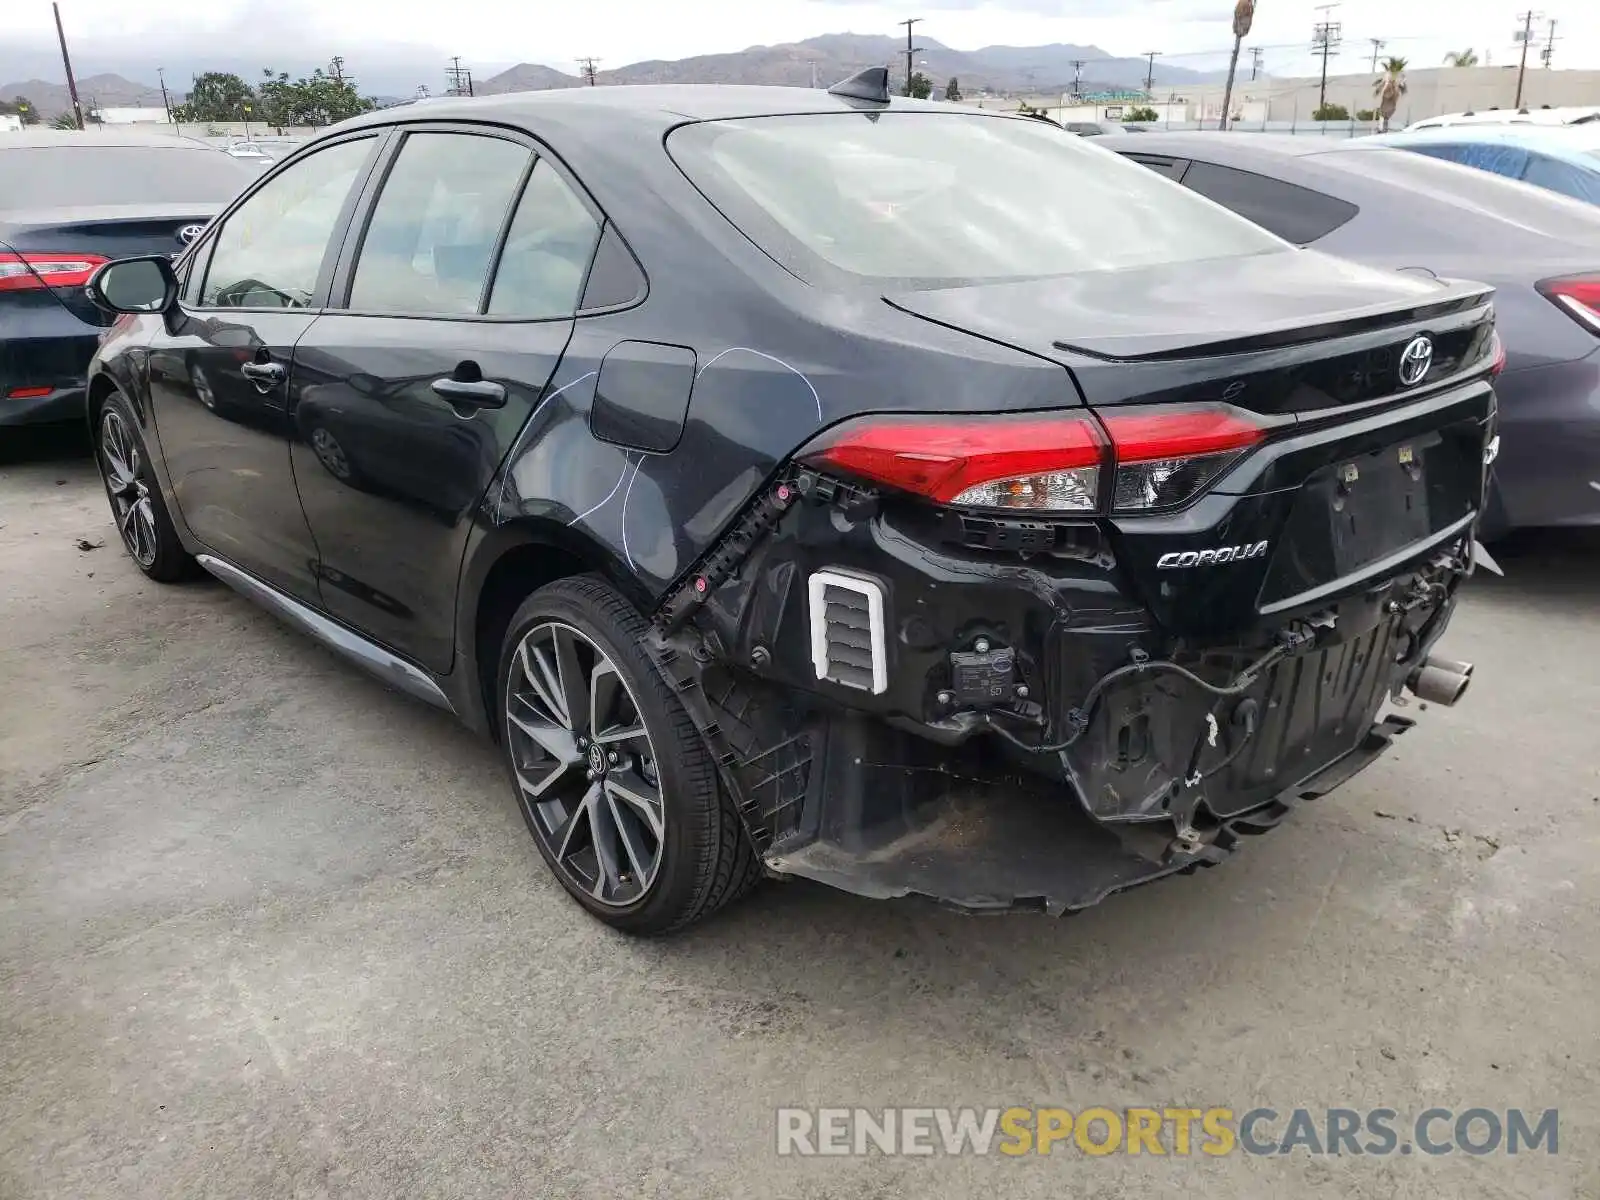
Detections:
496,574,762,934
95,391,195,583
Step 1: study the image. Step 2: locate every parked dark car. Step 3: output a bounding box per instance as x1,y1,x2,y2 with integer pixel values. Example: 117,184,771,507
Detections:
0,130,253,426
84,77,1496,933
1103,132,1600,531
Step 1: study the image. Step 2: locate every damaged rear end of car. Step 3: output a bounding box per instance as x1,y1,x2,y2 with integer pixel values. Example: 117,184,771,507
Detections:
649,109,1499,915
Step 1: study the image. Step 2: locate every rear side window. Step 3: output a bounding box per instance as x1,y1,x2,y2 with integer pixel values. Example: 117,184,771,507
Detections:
668,113,1284,287
486,160,601,317
201,137,374,309
1123,153,1189,180
349,132,531,315
1178,161,1358,244
1409,141,1530,180
1520,154,1600,205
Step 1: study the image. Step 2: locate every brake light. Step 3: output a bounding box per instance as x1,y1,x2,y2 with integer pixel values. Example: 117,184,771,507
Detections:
799,404,1266,514
802,413,1106,511
0,251,111,293
1535,274,1600,334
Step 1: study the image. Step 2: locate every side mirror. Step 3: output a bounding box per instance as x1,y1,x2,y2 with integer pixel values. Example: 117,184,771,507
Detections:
85,255,179,315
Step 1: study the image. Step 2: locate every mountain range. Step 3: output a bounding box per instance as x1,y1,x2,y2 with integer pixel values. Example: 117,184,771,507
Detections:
2,34,1225,120
476,34,1223,96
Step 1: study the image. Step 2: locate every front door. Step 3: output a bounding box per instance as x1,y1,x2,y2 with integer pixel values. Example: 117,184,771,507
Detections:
144,134,382,601
290,129,603,672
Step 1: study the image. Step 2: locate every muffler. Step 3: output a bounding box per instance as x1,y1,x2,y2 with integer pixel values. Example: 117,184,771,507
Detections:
1406,656,1474,706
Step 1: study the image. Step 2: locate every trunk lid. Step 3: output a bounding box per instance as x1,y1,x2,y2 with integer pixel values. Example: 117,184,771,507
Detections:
888,249,1498,635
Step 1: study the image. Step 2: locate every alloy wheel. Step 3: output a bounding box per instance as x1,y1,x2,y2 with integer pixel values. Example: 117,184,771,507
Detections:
100,408,159,568
310,427,352,480
506,620,666,907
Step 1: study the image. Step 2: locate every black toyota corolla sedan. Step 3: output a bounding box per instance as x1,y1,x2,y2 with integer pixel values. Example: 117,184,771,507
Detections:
83,74,1497,933
0,130,253,426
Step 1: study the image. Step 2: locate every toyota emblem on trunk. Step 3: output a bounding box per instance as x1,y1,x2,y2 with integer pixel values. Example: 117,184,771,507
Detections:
177,223,205,245
1398,335,1433,387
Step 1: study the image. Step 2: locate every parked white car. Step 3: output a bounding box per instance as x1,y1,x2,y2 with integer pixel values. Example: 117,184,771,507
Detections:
1405,106,1600,132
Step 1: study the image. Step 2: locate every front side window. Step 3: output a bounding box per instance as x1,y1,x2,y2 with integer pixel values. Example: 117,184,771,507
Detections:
668,113,1284,287
201,137,374,309
486,160,602,317
348,131,531,315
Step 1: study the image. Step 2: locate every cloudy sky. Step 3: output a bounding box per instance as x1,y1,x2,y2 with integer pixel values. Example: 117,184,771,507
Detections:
1,0,1593,93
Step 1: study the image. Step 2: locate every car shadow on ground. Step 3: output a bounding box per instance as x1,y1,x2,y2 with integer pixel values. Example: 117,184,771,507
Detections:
1472,528,1600,603
0,423,92,467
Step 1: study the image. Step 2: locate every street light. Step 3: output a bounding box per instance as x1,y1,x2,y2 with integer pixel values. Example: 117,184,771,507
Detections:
241,100,252,139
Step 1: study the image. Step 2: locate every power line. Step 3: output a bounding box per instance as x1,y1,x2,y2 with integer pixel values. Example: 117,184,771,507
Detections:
1311,4,1343,112
576,56,600,86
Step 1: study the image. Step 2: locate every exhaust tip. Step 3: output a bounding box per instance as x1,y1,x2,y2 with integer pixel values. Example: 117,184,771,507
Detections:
1407,658,1473,707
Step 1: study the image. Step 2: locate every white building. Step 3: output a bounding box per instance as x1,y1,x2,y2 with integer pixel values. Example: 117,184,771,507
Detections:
90,106,171,125
0,114,23,133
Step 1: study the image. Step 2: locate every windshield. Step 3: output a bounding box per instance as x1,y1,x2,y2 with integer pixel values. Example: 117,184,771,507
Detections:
668,112,1285,286
0,146,254,210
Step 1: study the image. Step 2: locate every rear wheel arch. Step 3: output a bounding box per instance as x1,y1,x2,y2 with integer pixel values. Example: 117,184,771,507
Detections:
462,519,650,740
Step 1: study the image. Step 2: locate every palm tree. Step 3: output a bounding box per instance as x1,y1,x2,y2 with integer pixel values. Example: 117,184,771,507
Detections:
1443,48,1480,67
1218,0,1256,131
1373,55,1409,131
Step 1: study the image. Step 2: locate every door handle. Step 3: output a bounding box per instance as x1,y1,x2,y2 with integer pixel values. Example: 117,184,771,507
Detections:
430,376,507,408
240,360,286,384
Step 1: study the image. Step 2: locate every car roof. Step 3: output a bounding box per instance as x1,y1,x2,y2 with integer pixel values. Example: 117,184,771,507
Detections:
1405,106,1600,130
335,85,1005,136
0,129,221,150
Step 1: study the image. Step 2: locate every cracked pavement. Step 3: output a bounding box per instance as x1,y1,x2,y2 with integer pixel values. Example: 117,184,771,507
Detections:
3,429,1598,1198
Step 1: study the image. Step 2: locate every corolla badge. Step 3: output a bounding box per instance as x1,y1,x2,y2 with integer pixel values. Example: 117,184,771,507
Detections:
1397,335,1434,387
176,223,205,245
1157,541,1269,569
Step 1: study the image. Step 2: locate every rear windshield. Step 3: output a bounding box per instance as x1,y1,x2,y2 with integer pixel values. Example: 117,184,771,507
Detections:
0,146,254,209
1322,145,1600,242
668,112,1285,287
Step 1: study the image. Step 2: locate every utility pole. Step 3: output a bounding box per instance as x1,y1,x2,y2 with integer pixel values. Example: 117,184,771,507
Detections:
1540,19,1558,68
1069,58,1085,99
1143,50,1161,94
577,57,600,86
808,60,818,88
1311,5,1343,114
157,66,172,122
330,55,346,85
446,57,476,96
1513,10,1538,108
1368,38,1385,72
1249,47,1264,80
51,3,84,130
898,18,922,97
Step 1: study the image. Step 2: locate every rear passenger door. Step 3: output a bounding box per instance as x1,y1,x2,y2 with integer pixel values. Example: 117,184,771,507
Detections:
289,125,602,673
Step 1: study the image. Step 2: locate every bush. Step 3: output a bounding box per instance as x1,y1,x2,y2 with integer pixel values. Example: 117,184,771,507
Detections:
1355,108,1378,121
1125,105,1160,122
1312,103,1351,121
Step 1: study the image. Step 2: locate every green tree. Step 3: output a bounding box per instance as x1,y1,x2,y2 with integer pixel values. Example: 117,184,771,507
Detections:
174,71,253,122
1126,105,1160,122
944,76,961,101
1218,0,1256,130
907,71,933,100
1372,56,1409,131
1443,48,1479,67
49,111,79,129
257,69,296,131
1,95,41,125
1312,102,1350,121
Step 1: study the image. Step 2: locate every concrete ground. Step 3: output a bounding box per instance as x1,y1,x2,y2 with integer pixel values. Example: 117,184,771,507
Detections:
3,426,1597,1199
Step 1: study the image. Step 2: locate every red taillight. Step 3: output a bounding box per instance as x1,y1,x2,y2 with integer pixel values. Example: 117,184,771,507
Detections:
1535,274,1600,335
0,251,111,293
1488,329,1507,376
799,404,1266,514
802,413,1106,510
